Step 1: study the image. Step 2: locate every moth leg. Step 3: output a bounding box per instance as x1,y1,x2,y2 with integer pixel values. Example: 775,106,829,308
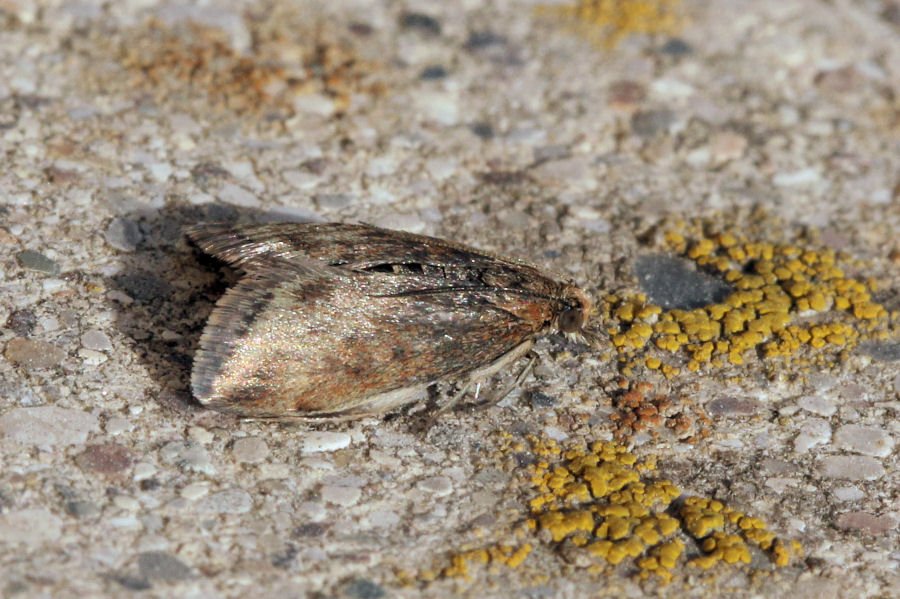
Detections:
431,340,534,419
473,352,537,410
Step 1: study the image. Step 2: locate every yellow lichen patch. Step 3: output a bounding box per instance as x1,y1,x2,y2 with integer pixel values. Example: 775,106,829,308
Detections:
601,220,894,377
433,433,801,586
440,544,533,580
537,0,685,48
518,437,799,584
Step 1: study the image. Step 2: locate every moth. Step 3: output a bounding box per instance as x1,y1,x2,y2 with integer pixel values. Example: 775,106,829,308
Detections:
186,222,593,419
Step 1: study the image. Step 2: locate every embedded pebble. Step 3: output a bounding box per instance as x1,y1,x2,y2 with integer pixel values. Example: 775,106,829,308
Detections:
709,131,748,163
217,182,260,208
76,443,136,474
301,431,352,453
819,456,886,480
138,551,193,581
232,436,269,463
339,578,386,599
631,109,675,137
133,463,157,481
413,90,459,126
80,329,112,351
4,338,66,369
794,418,832,452
16,249,60,274
104,218,143,252
835,512,896,535
196,488,253,514
417,476,453,496
0,406,99,447
159,441,215,475
857,341,900,362
834,486,866,502
834,425,894,457
0,509,63,546
365,509,402,528
320,485,362,506
773,168,822,187
66,500,100,518
634,256,733,310
105,417,133,435
180,483,210,500
4,309,37,337
797,395,838,417
113,495,141,511
706,396,760,417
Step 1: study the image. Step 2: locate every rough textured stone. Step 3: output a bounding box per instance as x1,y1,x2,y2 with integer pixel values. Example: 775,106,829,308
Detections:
835,512,896,535
4,338,66,369
196,488,253,514
137,551,193,581
16,250,60,274
634,256,734,310
0,406,98,446
76,443,136,474
834,425,894,457
231,436,269,463
819,456,886,481
0,509,63,546
301,432,351,453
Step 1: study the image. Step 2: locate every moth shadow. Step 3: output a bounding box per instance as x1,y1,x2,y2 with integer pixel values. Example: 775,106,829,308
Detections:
105,201,312,414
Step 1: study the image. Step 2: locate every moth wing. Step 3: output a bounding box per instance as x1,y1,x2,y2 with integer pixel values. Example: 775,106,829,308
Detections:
185,222,551,278
193,267,548,419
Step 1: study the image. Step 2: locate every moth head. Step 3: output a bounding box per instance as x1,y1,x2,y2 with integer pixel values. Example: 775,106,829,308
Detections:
557,285,593,335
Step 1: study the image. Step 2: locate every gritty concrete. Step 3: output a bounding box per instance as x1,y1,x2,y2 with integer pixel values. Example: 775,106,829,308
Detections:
1,1,899,597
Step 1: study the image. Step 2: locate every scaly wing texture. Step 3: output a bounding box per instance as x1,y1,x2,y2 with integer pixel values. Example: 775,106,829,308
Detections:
192,264,556,418
186,222,565,294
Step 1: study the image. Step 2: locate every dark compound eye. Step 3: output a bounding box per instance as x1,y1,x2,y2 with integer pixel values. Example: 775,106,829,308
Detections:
558,306,584,333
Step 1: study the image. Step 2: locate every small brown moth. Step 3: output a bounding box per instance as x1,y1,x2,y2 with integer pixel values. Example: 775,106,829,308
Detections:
186,222,592,419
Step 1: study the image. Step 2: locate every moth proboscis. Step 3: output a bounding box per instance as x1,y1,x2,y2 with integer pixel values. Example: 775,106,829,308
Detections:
186,222,594,420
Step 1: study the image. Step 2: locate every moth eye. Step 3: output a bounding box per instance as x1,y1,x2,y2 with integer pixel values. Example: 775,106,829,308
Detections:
558,307,583,333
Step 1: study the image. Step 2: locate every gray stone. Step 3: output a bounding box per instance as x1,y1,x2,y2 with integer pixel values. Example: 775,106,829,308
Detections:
0,406,99,447
417,475,453,496
217,182,260,207
314,193,353,210
196,488,253,514
633,255,734,310
857,341,900,362
706,396,760,416
159,441,214,475
339,578,386,599
231,436,269,463
834,425,894,457
819,455,885,480
65,500,100,518
15,250,60,274
104,218,143,252
794,418,831,452
0,509,63,546
137,551,193,581
320,485,361,506
80,329,112,351
4,338,66,369
4,309,36,337
631,109,676,137
797,395,838,417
